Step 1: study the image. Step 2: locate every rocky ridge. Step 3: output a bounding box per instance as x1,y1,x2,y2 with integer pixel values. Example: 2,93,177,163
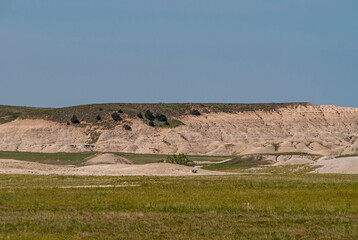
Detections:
0,104,358,157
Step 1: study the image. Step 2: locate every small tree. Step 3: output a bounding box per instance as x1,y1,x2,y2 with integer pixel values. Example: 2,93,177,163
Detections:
164,121,169,126
145,110,155,121
137,113,143,119
118,109,123,113
123,124,132,131
191,109,201,116
149,120,155,127
111,112,122,121
70,115,80,124
96,115,102,121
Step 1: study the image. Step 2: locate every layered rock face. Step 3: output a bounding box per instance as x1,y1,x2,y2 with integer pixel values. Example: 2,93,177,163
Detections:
1,104,358,156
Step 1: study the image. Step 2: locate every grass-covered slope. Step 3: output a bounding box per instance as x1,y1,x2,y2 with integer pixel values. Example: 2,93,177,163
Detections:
0,151,96,166
0,102,311,124
0,105,52,124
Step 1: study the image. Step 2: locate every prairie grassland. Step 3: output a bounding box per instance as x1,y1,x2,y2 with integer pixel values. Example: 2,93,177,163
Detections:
0,174,358,239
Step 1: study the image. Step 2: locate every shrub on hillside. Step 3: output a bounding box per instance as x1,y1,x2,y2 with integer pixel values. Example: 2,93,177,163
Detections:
160,154,195,166
191,109,201,116
155,113,167,122
96,115,101,121
118,109,123,113
123,124,132,131
111,112,122,121
145,110,155,121
70,115,80,124
137,113,143,119
149,120,155,127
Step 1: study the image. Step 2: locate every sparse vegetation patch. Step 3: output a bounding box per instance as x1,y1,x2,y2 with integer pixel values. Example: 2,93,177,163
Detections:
335,154,358,158
272,143,280,151
160,153,195,166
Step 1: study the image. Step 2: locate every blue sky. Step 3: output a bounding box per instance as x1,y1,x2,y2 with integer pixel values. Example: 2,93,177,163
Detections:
0,0,357,107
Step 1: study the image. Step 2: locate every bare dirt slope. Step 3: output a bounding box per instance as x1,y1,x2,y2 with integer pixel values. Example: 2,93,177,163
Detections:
0,104,358,156
0,159,231,176
312,157,358,174
85,153,132,165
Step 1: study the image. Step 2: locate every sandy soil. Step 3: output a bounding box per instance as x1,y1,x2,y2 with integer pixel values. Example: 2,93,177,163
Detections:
194,158,232,165
0,159,233,176
272,156,315,166
312,157,358,174
85,153,132,165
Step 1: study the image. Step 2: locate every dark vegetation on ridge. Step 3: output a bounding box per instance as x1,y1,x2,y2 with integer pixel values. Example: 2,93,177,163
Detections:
0,102,311,124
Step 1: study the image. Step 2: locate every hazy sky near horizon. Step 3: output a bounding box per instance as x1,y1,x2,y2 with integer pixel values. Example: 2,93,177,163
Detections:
0,1,357,108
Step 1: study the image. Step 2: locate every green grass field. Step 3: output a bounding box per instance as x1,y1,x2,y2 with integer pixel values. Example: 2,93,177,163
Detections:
202,156,270,172
0,151,357,239
0,174,358,239
0,151,96,165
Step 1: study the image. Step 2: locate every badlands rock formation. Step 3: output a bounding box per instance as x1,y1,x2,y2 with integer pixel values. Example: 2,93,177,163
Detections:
0,104,358,156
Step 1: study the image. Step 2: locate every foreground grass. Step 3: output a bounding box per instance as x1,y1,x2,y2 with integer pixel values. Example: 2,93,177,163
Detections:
0,174,358,239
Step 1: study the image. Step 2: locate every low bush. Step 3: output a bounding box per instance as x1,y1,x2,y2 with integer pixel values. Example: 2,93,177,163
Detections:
123,124,132,131
190,109,201,116
160,153,195,166
145,110,155,121
149,120,155,127
111,113,122,121
70,115,80,124
96,115,101,121
155,113,167,122
137,113,143,119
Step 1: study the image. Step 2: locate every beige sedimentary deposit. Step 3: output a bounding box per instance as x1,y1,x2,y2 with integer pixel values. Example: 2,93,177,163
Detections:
0,104,358,156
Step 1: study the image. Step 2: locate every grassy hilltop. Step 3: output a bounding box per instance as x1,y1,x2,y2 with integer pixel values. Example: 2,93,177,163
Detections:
0,102,310,124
